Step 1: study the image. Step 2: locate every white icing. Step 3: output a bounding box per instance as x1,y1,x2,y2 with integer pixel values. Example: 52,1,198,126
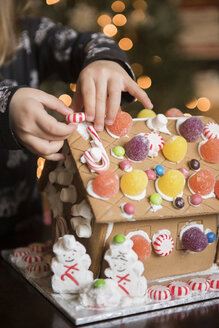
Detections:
86,180,109,200
155,178,184,202
120,203,135,221
106,127,121,139
147,114,171,135
123,188,146,201
176,117,188,135
77,122,90,140
188,173,215,199
152,229,171,243
126,230,151,244
150,203,162,212
104,223,114,245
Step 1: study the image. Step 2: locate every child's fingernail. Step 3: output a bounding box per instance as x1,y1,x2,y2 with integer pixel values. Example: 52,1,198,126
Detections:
95,125,103,131
105,119,113,125
86,115,94,122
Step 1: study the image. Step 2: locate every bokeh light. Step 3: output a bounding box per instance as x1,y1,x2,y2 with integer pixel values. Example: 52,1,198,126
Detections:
46,0,60,5
119,38,133,51
131,63,143,76
197,97,211,112
97,14,111,27
186,98,198,109
70,83,77,92
133,0,148,10
113,14,127,26
137,75,152,89
111,1,125,12
153,55,162,63
59,94,72,107
103,24,118,37
37,157,45,179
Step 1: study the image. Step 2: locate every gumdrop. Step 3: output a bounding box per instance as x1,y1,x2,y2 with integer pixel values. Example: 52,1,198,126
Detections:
92,171,119,199
179,117,204,142
181,227,208,252
165,108,184,117
130,234,151,261
199,139,219,163
137,109,156,118
120,169,148,198
162,136,187,163
214,181,219,200
106,111,133,137
145,169,156,180
188,169,215,197
157,169,185,199
125,135,150,161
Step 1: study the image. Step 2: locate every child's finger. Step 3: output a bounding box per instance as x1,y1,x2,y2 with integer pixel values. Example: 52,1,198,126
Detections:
22,134,64,157
105,80,121,125
94,79,107,131
80,78,96,122
124,79,153,109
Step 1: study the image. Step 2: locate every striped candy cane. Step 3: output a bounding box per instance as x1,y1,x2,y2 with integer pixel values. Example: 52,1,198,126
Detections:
55,216,69,241
66,112,86,124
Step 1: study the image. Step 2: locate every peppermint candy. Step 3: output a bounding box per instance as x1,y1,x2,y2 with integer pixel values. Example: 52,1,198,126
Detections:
187,278,210,293
28,243,48,254
167,281,190,297
203,122,219,139
208,274,219,290
22,254,44,266
27,262,51,278
66,112,86,123
12,247,30,258
147,285,171,301
144,131,165,157
152,232,174,256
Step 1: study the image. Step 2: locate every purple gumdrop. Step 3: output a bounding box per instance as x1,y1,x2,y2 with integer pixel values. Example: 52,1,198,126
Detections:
181,227,208,252
125,135,150,161
179,117,204,142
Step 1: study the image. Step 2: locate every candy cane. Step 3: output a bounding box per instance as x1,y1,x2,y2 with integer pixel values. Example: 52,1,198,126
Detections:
56,216,69,241
66,112,86,124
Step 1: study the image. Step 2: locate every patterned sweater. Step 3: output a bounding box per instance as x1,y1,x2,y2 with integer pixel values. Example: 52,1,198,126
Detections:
0,16,134,234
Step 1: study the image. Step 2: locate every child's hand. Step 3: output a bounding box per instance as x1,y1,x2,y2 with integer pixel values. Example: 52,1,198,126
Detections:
71,60,153,131
9,88,76,161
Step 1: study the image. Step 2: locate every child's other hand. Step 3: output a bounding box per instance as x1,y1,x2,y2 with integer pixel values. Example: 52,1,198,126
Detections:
10,88,76,161
71,60,153,131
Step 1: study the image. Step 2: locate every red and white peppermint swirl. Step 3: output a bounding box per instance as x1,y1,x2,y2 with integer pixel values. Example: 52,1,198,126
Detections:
153,234,174,256
208,274,219,290
12,247,30,258
147,285,171,301
55,216,69,241
28,243,48,254
22,254,44,265
27,262,51,278
167,281,190,297
144,131,165,153
66,112,85,124
187,278,210,293
203,122,219,140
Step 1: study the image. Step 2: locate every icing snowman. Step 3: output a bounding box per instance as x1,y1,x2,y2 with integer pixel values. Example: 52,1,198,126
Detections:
104,234,147,297
51,235,93,293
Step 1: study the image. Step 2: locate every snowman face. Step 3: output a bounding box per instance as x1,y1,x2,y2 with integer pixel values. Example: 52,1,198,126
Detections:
110,251,129,273
57,248,79,264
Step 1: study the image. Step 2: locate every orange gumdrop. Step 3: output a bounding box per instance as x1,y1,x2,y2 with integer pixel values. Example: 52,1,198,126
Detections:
130,234,151,261
165,108,184,117
200,139,219,163
188,169,215,196
214,181,219,200
106,111,133,137
92,170,119,199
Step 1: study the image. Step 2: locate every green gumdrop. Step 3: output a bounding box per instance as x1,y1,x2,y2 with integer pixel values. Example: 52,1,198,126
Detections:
113,146,125,157
150,193,162,205
94,279,106,289
113,234,126,244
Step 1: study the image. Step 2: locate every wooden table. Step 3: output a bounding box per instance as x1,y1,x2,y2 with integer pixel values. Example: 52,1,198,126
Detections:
0,225,219,328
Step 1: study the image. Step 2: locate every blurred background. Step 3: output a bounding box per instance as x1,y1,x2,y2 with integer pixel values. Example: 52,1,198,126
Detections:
33,0,219,120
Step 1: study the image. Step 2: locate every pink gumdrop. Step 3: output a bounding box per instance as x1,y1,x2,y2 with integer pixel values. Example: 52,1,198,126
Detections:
119,160,132,172
178,168,190,179
124,202,136,215
165,108,184,117
189,194,203,207
145,169,157,180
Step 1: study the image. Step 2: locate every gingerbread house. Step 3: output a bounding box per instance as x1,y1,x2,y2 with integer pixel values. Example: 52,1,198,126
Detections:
39,113,219,280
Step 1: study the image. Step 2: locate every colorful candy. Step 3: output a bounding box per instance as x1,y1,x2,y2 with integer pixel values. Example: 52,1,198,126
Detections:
179,117,204,142
66,112,85,124
165,108,184,117
173,197,185,209
120,169,148,199
156,169,185,200
106,111,133,138
152,231,174,256
27,261,51,278
129,233,152,261
181,226,208,252
206,231,216,244
113,234,126,244
199,139,219,163
147,285,171,301
203,122,219,139
145,169,156,180
155,165,165,176
167,281,190,297
208,274,219,290
112,146,125,158
150,193,162,206
189,159,200,171
123,202,136,215
187,278,210,293
92,170,119,199
162,136,187,163
144,131,165,157
214,181,219,199
178,168,190,179
189,194,203,207
188,169,215,197
119,160,132,172
125,135,150,162
137,109,156,118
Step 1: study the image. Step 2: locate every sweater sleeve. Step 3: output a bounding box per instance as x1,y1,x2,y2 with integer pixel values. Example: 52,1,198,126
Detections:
0,81,22,149
32,17,135,104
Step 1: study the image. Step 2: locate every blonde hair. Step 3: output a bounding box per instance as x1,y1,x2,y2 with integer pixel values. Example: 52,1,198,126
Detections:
0,0,31,67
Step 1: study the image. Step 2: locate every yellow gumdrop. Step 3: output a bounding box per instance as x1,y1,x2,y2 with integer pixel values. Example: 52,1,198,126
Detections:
121,169,148,196
137,109,156,118
162,136,187,163
158,169,185,198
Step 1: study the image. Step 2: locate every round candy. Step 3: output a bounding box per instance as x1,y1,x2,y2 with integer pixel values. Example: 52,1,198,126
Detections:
137,109,156,118
208,274,219,290
12,248,30,258
165,108,184,117
189,194,203,207
94,279,106,289
181,227,208,252
187,278,210,293
119,160,132,172
203,122,219,139
155,165,165,176
157,169,185,199
214,181,219,199
206,231,216,244
113,234,126,244
106,111,133,137
144,131,165,155
147,285,171,301
179,117,204,142
130,234,152,261
92,170,119,199
150,193,162,206
152,233,174,256
28,242,48,254
125,135,150,162
167,281,190,298
189,159,200,171
188,169,215,197
145,169,157,180
123,202,136,215
162,136,187,163
174,197,185,209
112,146,125,157
120,169,148,198
199,139,219,163
178,168,190,179
22,254,44,266
27,262,51,278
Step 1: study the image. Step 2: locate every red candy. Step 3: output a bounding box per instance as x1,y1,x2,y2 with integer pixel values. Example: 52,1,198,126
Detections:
165,108,184,117
214,181,219,200
106,111,133,137
92,170,119,199
145,169,157,180
188,169,215,197
200,139,219,163
123,202,136,215
189,194,203,206
130,234,151,261
178,168,189,179
119,160,132,172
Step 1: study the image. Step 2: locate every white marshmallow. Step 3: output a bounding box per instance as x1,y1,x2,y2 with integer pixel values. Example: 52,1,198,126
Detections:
60,185,77,203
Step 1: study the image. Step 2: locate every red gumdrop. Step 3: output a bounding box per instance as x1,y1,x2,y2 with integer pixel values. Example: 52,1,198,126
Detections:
165,108,184,117
200,139,219,163
145,169,157,180
124,202,136,215
130,234,151,261
92,171,119,199
106,111,133,137
214,181,219,200
188,169,215,196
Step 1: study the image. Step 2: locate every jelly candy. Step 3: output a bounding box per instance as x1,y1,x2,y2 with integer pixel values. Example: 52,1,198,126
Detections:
214,181,219,200
162,136,187,163
188,169,215,197
137,109,156,118
165,108,184,117
178,168,189,179
157,169,185,199
181,227,208,252
199,139,219,163
130,234,151,261
125,135,150,161
123,202,136,215
179,117,204,142
106,111,132,137
189,159,200,171
189,194,203,207
120,169,148,198
145,169,156,180
92,170,119,199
